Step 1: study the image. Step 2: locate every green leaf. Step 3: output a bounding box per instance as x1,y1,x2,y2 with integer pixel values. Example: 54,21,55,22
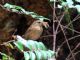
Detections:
60,0,74,8
31,15,37,18
29,51,36,60
25,41,33,50
34,41,47,50
48,50,55,57
4,3,23,10
4,3,50,21
50,0,54,2
47,51,52,58
66,0,73,4
12,9,19,12
38,42,47,50
25,40,47,50
24,52,30,60
15,35,47,50
76,0,80,2
41,50,47,59
2,55,8,60
61,2,67,6
4,3,13,8
26,40,37,50
2,54,14,60
14,6,23,10
14,41,23,51
34,41,41,50
6,43,14,49
16,35,27,46
75,5,80,13
35,50,42,60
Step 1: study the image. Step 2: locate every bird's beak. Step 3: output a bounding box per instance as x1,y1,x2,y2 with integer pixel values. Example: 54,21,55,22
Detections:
42,22,49,29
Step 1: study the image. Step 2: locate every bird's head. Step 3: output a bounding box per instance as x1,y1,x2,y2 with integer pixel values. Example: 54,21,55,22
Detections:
35,20,49,29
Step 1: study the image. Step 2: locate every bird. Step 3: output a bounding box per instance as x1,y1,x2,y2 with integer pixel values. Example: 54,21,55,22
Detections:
23,20,49,40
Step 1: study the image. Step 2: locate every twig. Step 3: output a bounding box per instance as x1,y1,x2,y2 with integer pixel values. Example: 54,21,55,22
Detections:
60,25,75,60
66,14,80,27
57,35,80,53
53,0,56,52
66,43,80,60
40,35,53,38
74,51,80,56
55,12,65,34
63,25,80,34
57,34,80,54
68,51,80,60
0,40,15,45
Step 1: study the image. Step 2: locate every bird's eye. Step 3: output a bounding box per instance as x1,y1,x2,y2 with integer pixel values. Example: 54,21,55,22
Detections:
37,21,41,23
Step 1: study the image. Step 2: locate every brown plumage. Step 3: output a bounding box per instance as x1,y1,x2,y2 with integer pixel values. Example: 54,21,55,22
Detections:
23,20,49,40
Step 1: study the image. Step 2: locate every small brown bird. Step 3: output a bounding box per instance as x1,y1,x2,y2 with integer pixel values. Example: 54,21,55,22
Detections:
23,20,49,40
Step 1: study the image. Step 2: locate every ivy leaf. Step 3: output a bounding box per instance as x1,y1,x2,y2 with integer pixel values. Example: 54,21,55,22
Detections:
41,50,47,60
26,40,47,50
6,43,14,49
11,9,19,12
4,3,23,10
35,50,42,60
4,3,50,22
29,51,36,60
16,35,27,46
38,42,47,50
50,0,54,2
75,5,80,13
47,51,52,58
2,54,14,60
76,0,80,2
13,35,55,60
33,41,47,50
2,55,8,60
15,36,47,50
34,41,42,50
24,52,30,60
14,41,23,51
26,40,36,50
61,2,67,6
66,0,73,5
4,3,13,9
14,5,23,10
48,50,55,57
